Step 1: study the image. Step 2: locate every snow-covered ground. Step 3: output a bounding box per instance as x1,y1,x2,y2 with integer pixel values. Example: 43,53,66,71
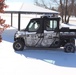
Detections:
0,15,76,75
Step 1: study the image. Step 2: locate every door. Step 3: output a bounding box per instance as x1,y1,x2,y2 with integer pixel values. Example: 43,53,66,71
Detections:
41,19,59,47
25,19,42,47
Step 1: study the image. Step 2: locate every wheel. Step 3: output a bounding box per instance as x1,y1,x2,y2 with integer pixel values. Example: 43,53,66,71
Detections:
64,43,75,53
13,40,24,51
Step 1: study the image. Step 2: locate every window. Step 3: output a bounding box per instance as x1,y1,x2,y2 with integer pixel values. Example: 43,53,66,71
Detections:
45,20,57,31
28,20,40,32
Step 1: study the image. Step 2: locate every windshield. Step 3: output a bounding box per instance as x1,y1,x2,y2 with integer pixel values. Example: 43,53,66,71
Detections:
28,20,40,32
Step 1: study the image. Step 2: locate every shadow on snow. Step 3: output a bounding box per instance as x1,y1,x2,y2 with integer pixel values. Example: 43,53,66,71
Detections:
16,48,76,68
2,27,17,43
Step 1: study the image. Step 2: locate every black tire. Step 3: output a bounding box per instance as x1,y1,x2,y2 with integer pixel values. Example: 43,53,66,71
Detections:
64,43,75,53
13,40,24,51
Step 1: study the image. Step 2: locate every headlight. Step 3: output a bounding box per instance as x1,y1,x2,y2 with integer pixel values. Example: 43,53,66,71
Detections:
14,31,21,38
15,31,26,38
15,33,20,37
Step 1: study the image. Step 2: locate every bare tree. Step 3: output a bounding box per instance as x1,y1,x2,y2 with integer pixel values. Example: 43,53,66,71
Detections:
74,4,76,17
34,0,75,24
73,1,76,17
34,0,52,9
53,0,75,23
57,0,75,24
0,0,10,42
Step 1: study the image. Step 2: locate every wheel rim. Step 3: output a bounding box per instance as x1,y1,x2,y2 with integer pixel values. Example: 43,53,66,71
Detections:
66,45,74,52
15,43,22,50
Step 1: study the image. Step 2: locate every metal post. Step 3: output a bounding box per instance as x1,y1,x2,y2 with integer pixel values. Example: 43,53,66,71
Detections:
11,13,13,27
18,13,21,30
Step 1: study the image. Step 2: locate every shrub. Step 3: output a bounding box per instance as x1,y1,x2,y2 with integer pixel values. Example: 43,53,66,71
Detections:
0,0,10,42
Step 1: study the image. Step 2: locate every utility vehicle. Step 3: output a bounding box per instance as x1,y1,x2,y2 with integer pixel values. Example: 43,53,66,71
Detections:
13,16,76,53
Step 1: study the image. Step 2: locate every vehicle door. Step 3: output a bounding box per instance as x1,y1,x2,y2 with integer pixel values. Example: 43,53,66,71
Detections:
25,19,43,47
41,18,59,47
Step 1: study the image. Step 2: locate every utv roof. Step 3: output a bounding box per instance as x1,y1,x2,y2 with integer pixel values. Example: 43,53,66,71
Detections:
31,16,60,20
